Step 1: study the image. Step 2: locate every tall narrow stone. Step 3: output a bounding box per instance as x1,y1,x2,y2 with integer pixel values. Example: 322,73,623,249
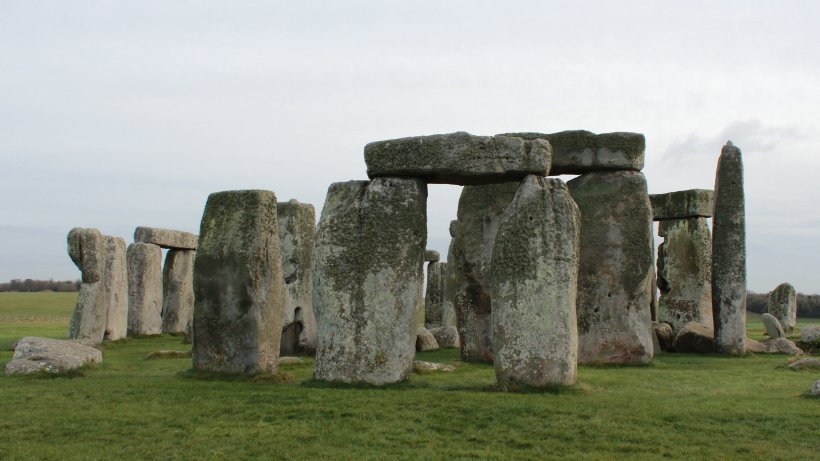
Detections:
192,190,285,375
67,227,107,343
656,218,713,333
102,236,128,341
767,283,796,334
568,171,654,364
452,182,519,362
127,242,163,336
491,176,580,389
424,261,447,328
161,249,195,334
277,199,317,356
313,178,427,385
711,141,746,355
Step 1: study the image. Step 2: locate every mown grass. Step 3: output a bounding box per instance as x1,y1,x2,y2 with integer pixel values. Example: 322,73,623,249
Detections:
1,293,818,460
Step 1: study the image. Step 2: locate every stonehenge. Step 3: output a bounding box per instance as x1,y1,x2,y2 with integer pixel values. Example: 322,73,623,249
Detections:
102,236,128,341
424,261,447,328
67,227,108,343
767,283,796,334
161,249,195,334
127,242,163,336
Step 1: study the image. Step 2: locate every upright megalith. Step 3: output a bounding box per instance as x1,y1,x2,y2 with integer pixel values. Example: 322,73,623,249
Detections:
102,236,128,341
451,182,520,362
277,199,317,356
767,283,797,334
161,249,195,334
67,227,107,343
568,171,655,364
711,141,746,355
491,176,580,388
313,178,427,385
127,242,163,336
364,132,551,185
192,190,285,375
424,261,447,328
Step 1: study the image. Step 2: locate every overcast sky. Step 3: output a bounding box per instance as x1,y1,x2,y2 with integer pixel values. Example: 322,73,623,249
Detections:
1,1,818,293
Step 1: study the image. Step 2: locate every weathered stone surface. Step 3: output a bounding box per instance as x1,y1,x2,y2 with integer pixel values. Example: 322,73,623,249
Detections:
764,338,803,355
491,175,580,388
568,171,654,364
502,130,644,175
102,236,128,341
650,189,714,220
424,250,440,262
712,141,747,355
416,327,440,352
364,132,551,185
5,337,102,375
440,236,458,327
767,283,797,334
429,326,460,348
424,262,447,328
452,182,520,362
277,199,317,356
413,361,456,373
134,226,197,250
746,338,766,353
656,218,713,333
313,178,427,385
812,380,820,396
801,326,820,345
67,228,107,343
673,322,714,354
653,322,674,353
127,242,163,336
192,190,285,375
787,358,820,370
760,313,785,339
161,249,195,334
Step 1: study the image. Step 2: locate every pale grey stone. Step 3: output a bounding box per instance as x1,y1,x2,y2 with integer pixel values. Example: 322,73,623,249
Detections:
650,189,714,220
812,380,820,396
491,175,580,388
102,236,128,341
127,242,163,336
673,322,714,354
568,171,654,364
67,228,107,343
424,262,447,328
364,132,551,185
428,326,460,349
501,130,644,174
801,326,820,345
787,358,820,370
313,178,426,385
746,338,766,353
760,313,785,339
413,361,456,373
451,182,520,362
424,250,441,262
5,337,102,375
767,283,797,334
712,141,747,355
653,322,674,353
763,337,803,355
416,327,440,352
192,190,285,375
134,226,197,250
277,199,317,356
161,249,195,334
440,237,458,327
656,218,713,334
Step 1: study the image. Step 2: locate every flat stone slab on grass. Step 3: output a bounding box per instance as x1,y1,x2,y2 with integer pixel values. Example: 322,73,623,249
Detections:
501,130,645,175
134,226,198,250
787,358,820,370
650,189,714,220
413,361,456,373
5,337,102,375
364,132,551,185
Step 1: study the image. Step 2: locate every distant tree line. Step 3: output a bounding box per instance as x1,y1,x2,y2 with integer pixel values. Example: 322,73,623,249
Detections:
747,291,820,318
0,279,81,292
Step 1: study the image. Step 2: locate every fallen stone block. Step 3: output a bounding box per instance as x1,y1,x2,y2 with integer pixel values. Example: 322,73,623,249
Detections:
416,327,440,352
800,326,820,345
413,361,456,373
428,326,460,349
787,358,820,370
5,337,102,375
673,322,714,354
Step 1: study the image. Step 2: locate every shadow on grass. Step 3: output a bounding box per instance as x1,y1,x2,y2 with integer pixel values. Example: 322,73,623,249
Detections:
178,368,297,384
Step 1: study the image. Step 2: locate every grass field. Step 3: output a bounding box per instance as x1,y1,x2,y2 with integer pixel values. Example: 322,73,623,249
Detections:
1,292,818,460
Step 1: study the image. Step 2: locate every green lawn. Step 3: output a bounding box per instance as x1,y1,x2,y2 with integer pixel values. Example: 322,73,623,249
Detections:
1,293,818,460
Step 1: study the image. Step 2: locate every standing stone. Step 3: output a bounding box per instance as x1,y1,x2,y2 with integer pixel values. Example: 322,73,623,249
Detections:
127,242,163,336
440,231,458,328
161,249,195,334
313,178,427,385
568,171,655,364
277,199,317,356
102,236,128,341
192,190,285,375
656,218,713,333
67,227,107,343
452,182,520,362
711,141,746,355
767,283,797,334
760,313,785,339
491,176,580,388
424,262,447,328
